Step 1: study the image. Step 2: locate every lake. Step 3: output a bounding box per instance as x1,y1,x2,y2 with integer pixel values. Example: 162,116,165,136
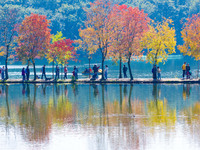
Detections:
0,83,200,150
2,55,200,79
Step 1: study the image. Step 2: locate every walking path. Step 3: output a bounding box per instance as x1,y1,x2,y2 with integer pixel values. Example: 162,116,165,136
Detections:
0,78,200,84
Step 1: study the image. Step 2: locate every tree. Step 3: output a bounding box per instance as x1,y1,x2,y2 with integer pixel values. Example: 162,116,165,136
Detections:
77,27,98,78
0,7,21,80
46,31,65,79
16,13,51,80
48,38,76,79
108,4,127,78
81,0,112,80
178,14,200,78
142,19,176,79
121,6,150,80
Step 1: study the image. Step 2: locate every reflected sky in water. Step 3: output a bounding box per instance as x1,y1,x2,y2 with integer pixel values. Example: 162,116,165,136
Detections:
0,83,200,150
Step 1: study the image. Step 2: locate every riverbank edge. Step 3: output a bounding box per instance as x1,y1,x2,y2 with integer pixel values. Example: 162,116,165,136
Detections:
0,78,200,84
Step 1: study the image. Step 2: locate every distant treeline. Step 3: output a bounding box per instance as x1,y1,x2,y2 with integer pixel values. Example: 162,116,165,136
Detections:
0,0,199,42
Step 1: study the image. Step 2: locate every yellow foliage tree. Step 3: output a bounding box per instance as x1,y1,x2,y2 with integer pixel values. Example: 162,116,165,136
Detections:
142,19,176,66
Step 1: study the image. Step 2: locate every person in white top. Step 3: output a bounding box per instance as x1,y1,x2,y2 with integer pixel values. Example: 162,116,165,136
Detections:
104,65,108,79
157,66,161,80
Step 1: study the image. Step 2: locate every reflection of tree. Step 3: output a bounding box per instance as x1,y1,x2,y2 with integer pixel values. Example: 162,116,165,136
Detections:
182,84,191,100
152,84,158,101
55,83,60,96
149,84,176,128
123,84,128,97
128,85,133,114
72,83,78,97
146,99,176,128
22,84,25,95
26,84,30,98
92,84,99,98
42,84,47,97
181,102,200,145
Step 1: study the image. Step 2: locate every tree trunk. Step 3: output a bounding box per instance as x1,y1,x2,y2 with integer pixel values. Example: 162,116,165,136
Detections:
5,45,9,80
52,60,54,79
198,60,199,79
32,60,36,80
128,56,133,80
119,56,122,78
153,62,157,80
89,58,91,78
101,54,105,80
61,65,63,80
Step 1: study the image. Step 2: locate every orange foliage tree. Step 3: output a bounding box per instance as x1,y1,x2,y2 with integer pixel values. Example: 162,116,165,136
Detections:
80,0,112,80
178,14,200,77
16,13,51,80
121,7,150,80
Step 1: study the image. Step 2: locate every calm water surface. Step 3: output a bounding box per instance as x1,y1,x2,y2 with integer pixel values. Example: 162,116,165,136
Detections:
3,55,200,79
0,83,200,150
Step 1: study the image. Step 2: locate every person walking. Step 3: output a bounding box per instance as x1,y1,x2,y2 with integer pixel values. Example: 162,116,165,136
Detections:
22,68,25,81
0,66,2,80
55,65,60,80
104,65,108,79
74,66,78,80
182,62,186,79
41,65,46,80
1,66,5,80
25,66,30,81
64,65,68,79
186,63,191,79
123,65,128,78
157,66,161,80
152,65,157,80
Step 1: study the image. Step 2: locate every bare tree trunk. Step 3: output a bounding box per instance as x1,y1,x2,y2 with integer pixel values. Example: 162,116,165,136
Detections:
89,58,91,78
61,65,63,79
128,56,133,80
52,60,54,79
5,45,9,80
101,54,105,80
198,60,199,79
32,60,36,80
119,56,122,78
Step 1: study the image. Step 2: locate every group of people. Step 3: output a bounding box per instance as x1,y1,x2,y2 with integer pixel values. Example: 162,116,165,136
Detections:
3,62,194,81
0,66,5,80
182,62,191,79
22,66,30,81
152,65,162,80
91,64,128,80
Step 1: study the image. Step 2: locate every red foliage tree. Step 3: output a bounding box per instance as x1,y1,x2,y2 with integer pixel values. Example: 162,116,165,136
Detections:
16,13,51,80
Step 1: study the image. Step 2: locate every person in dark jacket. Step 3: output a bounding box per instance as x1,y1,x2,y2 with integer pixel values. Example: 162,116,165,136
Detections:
123,65,128,78
55,65,60,80
92,65,100,79
22,68,25,81
41,65,46,80
25,66,30,81
152,65,157,80
186,63,191,79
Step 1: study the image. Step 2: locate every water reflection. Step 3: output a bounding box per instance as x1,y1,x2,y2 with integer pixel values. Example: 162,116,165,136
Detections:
0,83,200,149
